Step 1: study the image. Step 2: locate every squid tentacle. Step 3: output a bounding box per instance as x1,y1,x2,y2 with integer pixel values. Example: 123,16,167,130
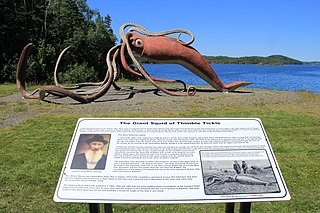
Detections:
16,43,41,99
16,44,119,103
120,22,195,46
53,46,103,94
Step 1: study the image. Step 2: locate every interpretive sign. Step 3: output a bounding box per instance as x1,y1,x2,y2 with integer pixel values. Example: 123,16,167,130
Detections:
54,118,290,204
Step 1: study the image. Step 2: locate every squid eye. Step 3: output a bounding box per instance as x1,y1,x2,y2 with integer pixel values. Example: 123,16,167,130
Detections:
135,39,143,47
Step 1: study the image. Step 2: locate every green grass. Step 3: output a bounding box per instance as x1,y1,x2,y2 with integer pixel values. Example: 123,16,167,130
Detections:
0,83,319,212
0,83,18,97
0,102,319,212
0,83,42,97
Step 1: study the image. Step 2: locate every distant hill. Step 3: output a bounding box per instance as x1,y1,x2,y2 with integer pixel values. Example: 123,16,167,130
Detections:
203,55,303,65
139,54,304,65
303,61,320,65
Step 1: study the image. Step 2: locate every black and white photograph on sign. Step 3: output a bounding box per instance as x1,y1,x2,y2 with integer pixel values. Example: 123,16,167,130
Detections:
200,150,280,195
70,134,111,170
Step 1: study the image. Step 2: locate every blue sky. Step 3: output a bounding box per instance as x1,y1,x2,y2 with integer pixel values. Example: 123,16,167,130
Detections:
86,0,319,61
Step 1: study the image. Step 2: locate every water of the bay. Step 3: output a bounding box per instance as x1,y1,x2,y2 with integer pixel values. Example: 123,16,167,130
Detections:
143,64,320,94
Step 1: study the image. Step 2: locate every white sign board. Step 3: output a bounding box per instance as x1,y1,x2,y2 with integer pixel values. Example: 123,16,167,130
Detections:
54,118,290,204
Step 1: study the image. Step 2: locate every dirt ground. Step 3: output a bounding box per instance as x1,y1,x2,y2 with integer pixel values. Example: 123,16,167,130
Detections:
0,82,310,128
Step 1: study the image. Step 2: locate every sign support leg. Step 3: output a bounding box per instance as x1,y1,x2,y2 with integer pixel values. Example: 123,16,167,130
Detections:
89,203,100,213
239,202,251,213
225,203,235,213
104,204,113,213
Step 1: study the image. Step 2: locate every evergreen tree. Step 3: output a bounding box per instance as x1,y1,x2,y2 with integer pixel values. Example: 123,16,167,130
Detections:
0,0,117,84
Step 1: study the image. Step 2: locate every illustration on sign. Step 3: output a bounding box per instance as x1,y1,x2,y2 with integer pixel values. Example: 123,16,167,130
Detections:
200,150,280,195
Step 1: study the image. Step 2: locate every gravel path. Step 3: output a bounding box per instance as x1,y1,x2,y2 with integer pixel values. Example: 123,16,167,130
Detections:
0,82,308,128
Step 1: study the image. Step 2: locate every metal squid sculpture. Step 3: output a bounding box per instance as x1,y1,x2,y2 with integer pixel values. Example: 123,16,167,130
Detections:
16,23,251,103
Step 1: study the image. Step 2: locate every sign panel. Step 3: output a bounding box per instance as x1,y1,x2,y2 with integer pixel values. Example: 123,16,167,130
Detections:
54,118,290,203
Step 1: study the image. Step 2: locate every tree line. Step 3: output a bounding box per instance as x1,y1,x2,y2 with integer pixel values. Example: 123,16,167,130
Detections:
137,54,303,66
0,0,117,84
203,55,303,65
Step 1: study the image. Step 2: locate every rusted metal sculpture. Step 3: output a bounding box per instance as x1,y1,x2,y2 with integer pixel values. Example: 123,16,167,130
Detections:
16,23,251,103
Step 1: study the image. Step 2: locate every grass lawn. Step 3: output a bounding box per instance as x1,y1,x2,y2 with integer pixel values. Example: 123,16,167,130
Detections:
0,84,319,212
0,83,42,98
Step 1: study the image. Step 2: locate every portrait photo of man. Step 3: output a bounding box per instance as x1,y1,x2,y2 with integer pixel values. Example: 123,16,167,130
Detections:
71,134,110,170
